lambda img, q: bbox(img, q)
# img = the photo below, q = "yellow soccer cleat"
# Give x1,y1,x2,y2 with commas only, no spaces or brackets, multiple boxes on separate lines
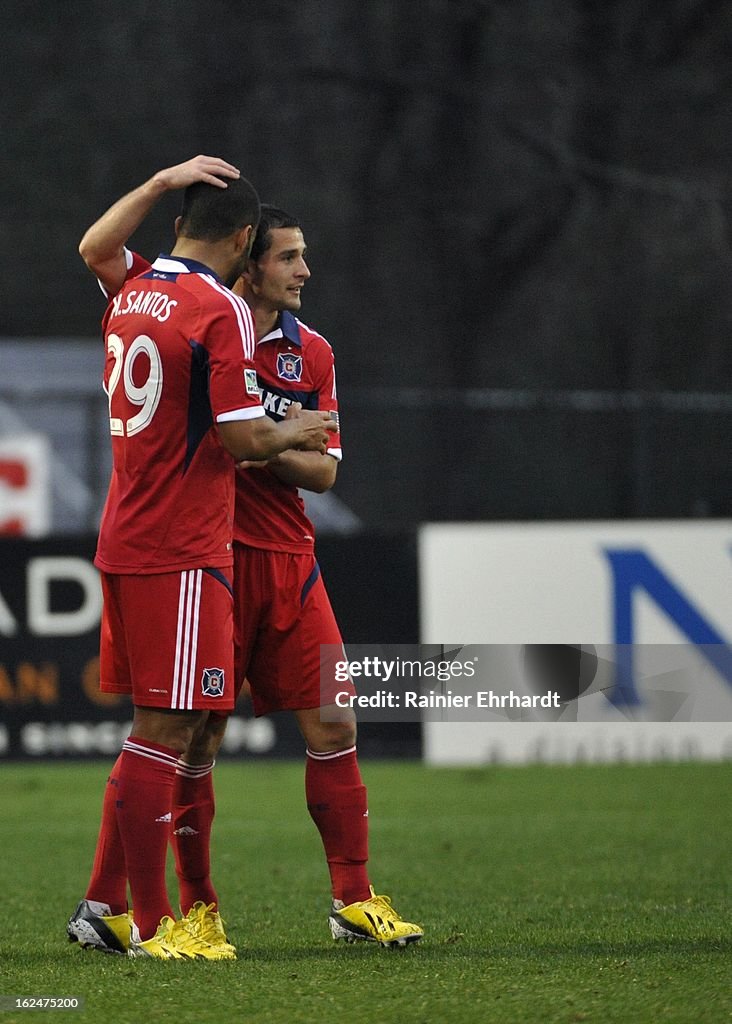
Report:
181,901,237,959
128,915,231,960
128,917,187,959
329,887,424,948
67,899,134,955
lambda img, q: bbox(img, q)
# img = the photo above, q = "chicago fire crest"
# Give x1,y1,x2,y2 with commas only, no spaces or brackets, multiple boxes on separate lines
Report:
277,352,303,382
201,667,225,698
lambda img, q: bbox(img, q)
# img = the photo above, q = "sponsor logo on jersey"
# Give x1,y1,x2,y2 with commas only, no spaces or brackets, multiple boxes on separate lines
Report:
277,352,303,382
244,369,261,396
201,667,225,697
262,388,294,418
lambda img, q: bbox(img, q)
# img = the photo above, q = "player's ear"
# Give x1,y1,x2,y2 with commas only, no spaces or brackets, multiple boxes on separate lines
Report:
235,223,254,256
174,215,183,238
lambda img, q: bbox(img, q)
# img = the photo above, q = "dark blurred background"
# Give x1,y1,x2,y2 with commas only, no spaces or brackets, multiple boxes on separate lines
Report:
2,0,731,528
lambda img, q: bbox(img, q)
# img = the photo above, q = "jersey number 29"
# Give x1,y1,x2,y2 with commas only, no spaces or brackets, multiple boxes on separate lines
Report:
106,333,163,437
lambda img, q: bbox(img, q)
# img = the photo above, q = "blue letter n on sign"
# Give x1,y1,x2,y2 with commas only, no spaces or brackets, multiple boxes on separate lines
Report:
603,548,732,705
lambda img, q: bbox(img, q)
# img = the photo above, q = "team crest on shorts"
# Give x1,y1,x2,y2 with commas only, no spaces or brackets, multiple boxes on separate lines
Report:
201,667,225,698
277,352,303,382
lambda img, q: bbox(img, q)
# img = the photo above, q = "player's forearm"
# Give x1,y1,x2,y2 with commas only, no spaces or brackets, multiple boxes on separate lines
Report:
78,176,167,269
252,417,334,461
267,450,338,493
217,411,334,463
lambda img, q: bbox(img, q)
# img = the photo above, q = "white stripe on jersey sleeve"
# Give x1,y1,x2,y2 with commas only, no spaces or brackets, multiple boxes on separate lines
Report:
327,447,343,461
200,276,257,360
216,406,266,423
294,317,332,349
97,247,136,299
293,317,338,401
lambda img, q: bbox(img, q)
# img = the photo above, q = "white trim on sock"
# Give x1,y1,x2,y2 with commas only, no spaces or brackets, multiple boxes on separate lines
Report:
306,745,357,761
175,758,215,778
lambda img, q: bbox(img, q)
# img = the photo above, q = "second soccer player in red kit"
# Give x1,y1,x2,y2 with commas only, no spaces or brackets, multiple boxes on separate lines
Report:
67,165,336,960
223,207,423,947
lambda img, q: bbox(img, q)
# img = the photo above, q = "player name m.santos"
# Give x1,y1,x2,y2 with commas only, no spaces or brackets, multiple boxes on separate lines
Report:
110,288,177,323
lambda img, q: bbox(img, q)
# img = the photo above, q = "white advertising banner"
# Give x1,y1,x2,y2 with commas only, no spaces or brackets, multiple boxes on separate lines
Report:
0,434,51,537
419,522,732,764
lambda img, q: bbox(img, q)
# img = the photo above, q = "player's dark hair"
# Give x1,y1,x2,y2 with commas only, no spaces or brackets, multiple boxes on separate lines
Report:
178,176,261,242
249,204,301,262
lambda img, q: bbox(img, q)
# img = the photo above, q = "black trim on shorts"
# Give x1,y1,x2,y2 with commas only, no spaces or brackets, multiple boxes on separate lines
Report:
300,561,321,607
204,567,233,596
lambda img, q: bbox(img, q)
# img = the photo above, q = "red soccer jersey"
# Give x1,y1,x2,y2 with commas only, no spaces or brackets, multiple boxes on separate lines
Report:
95,254,264,574
232,311,342,553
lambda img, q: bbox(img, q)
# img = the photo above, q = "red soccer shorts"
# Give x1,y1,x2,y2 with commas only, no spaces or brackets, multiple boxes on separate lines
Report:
99,568,235,711
232,544,354,716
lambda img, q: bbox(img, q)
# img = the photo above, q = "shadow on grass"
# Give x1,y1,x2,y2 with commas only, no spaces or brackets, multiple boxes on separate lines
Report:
451,936,732,960
9,933,731,970
235,934,732,962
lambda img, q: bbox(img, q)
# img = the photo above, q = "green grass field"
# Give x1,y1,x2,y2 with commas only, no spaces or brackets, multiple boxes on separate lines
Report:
2,759,731,1024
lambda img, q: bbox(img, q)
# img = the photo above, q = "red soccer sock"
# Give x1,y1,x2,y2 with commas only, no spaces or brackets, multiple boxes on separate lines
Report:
171,759,218,915
85,753,128,915
305,746,371,905
115,736,178,940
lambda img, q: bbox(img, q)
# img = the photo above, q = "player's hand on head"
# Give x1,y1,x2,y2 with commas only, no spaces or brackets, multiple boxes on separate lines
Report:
154,155,241,191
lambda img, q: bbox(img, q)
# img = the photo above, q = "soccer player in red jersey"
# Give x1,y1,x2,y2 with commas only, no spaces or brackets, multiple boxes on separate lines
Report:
76,158,423,948
222,208,422,945
67,162,336,960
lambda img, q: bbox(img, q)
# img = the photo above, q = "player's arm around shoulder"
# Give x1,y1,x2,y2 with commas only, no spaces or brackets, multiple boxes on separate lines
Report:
246,329,341,492
218,412,337,465
205,298,337,463
265,448,339,493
